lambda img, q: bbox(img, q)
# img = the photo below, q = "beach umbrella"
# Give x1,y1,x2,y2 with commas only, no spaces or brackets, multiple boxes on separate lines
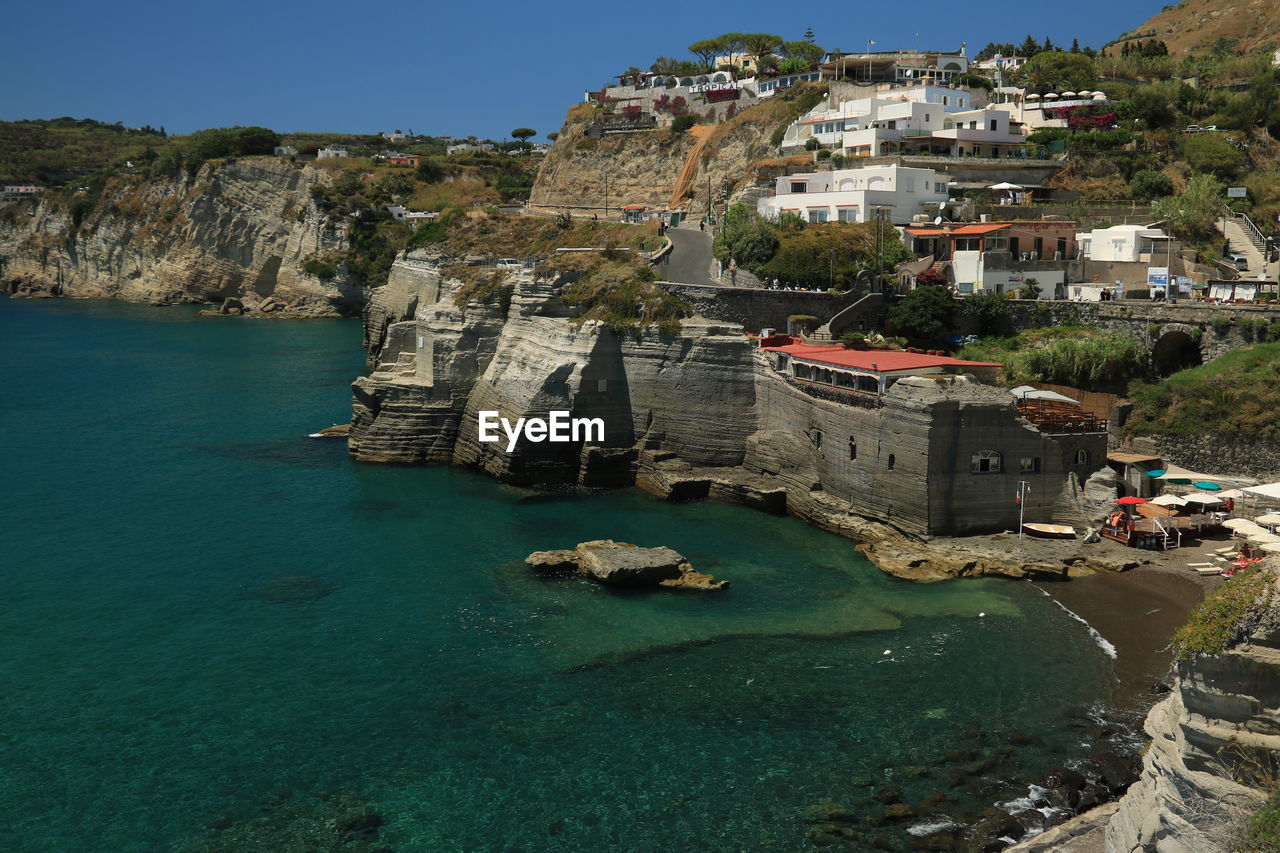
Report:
1218,489,1246,499
1255,513,1280,526
1193,482,1222,491
1249,532,1280,544
1151,494,1188,506
1115,496,1147,505
1234,525,1267,538
1262,542,1280,554
1145,469,1167,477
1224,518,1259,529
1184,493,1223,505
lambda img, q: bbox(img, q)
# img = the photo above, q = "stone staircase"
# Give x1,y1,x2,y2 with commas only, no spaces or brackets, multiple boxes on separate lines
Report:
1218,211,1267,274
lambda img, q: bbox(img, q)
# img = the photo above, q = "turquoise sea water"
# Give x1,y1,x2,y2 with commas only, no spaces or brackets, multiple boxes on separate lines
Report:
0,297,1119,851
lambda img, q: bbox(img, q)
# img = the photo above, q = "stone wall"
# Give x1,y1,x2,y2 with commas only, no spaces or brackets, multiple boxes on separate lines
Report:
656,282,857,333
1122,434,1280,483
1005,300,1280,360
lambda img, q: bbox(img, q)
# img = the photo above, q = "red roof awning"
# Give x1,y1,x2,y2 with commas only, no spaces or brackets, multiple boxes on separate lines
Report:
762,343,1001,372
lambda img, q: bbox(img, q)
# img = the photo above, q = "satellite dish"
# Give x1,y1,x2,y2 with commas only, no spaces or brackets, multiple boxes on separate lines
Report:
934,216,943,224
938,201,947,208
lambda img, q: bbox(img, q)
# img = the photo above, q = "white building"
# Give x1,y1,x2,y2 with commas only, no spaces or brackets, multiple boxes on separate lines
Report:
317,147,349,159
781,84,1025,157
1,184,44,197
988,89,1111,129
446,142,496,155
273,145,298,157
1077,224,1171,263
972,55,1028,72
757,164,950,225
382,130,407,142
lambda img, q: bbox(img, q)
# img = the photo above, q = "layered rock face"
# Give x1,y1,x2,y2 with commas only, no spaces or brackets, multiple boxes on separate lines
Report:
348,253,757,483
1105,573,1280,853
1,158,360,315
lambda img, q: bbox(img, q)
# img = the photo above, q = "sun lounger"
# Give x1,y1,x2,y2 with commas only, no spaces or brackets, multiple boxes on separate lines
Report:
1186,562,1214,569
1195,566,1225,575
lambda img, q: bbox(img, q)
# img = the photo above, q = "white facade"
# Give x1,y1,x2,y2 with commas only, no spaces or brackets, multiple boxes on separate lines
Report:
274,145,298,157
1078,225,1170,263
316,147,349,159
972,55,1027,72
785,85,976,149
989,89,1111,129
757,164,950,225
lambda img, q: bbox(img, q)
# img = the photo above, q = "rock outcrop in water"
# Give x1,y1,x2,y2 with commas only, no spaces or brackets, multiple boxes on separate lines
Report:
1102,565,1280,853
526,540,728,590
0,158,361,316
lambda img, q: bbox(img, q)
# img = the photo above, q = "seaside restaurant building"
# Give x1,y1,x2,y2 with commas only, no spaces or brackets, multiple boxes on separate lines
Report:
761,342,1001,395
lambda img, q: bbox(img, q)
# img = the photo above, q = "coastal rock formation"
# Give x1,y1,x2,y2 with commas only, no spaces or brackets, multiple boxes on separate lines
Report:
0,158,360,315
1104,567,1280,853
860,535,1146,582
525,540,728,590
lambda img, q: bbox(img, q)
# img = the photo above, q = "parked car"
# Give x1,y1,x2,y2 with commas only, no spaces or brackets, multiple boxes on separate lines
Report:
1185,124,1202,133
495,258,521,270
1226,252,1250,270
1203,125,1219,132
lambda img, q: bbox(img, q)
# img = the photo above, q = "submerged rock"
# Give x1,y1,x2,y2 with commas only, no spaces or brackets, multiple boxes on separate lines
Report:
524,540,728,590
259,575,337,604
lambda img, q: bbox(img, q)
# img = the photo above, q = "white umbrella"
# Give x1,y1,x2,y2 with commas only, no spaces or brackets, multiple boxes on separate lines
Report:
1185,493,1224,504
1151,494,1188,506
1249,532,1280,544
1061,91,1077,98
1217,489,1246,499
1262,542,1280,554
1255,513,1280,525
1234,525,1267,538
1224,518,1259,529
989,181,1024,191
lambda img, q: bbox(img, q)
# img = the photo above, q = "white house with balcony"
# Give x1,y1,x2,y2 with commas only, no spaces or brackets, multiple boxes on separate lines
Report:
841,104,1024,158
757,164,951,225
317,147,349,159
783,85,978,150
1077,224,1172,262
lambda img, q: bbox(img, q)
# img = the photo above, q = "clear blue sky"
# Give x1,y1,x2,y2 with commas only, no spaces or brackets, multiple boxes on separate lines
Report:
1,0,1161,141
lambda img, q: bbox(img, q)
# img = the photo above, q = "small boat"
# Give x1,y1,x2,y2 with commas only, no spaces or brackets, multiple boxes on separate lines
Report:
1022,523,1077,539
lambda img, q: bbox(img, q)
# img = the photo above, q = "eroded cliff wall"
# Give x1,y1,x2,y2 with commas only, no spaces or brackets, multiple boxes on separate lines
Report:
1106,569,1280,853
1,158,361,315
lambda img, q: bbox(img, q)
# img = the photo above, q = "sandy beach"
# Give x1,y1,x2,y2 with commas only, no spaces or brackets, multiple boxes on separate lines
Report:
1035,532,1234,714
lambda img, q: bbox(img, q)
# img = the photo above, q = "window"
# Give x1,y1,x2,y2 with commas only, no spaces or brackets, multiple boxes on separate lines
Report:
837,207,859,222
813,429,823,449
597,379,608,392
790,182,807,193
971,450,1001,473
849,438,857,460
1009,237,1019,257
1057,237,1067,258
990,119,998,131
1019,456,1041,473
888,453,895,470
1075,449,1091,465
1034,237,1043,258
807,209,828,223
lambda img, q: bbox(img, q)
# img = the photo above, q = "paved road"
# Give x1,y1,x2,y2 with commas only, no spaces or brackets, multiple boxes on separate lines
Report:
662,227,716,285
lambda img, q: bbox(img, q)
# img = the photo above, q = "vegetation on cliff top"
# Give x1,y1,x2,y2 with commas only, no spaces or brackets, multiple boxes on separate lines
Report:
1172,564,1276,660
958,327,1149,390
1241,785,1280,853
1125,341,1280,443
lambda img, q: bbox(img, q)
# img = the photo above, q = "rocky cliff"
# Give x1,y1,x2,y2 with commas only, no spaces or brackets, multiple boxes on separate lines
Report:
529,93,805,215
1,157,361,316
349,252,757,484
1104,565,1280,853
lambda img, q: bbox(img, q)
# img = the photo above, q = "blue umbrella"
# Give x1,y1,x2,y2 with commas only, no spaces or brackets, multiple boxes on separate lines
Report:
1193,481,1221,491
1145,469,1167,477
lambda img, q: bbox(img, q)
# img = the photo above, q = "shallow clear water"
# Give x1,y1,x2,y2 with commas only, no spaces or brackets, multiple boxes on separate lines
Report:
0,297,1118,851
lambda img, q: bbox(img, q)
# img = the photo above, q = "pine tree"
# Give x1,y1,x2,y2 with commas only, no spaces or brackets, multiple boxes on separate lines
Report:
1019,34,1041,56
804,26,815,42
1042,36,1055,53
1071,38,1080,53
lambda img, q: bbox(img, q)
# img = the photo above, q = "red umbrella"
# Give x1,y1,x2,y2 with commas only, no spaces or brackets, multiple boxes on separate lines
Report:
1115,496,1148,505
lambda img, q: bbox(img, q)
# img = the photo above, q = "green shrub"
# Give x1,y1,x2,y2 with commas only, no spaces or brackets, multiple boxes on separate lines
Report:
840,331,866,346
1172,565,1275,660
1023,333,1148,388
1240,787,1280,852
1129,169,1174,199
1211,315,1232,334
303,259,337,279
670,115,696,134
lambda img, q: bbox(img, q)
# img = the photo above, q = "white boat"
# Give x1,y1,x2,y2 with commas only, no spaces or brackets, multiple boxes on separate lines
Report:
1022,523,1077,539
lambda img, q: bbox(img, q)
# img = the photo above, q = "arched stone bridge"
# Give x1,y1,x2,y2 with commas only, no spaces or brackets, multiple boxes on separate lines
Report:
1004,300,1280,375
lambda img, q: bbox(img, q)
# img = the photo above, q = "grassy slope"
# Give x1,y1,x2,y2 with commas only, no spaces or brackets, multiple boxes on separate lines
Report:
0,121,170,186
1125,341,1280,442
